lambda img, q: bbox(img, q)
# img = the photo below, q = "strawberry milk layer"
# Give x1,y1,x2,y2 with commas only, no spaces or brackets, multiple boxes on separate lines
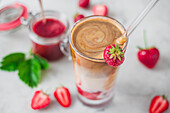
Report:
74,62,117,99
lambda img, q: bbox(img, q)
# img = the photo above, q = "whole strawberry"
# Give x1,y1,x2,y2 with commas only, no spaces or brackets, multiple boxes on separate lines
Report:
31,90,50,110
74,14,85,23
103,44,125,67
137,31,159,69
79,0,89,8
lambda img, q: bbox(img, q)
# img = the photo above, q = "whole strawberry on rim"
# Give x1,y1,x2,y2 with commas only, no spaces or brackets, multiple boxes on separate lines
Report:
103,44,125,67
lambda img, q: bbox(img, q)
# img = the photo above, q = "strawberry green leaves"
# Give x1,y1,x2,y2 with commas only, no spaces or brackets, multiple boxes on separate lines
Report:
108,45,124,61
18,59,41,88
0,53,25,71
0,52,49,88
33,54,49,70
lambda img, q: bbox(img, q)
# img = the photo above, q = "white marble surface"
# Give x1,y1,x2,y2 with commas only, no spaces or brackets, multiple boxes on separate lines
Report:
0,0,170,113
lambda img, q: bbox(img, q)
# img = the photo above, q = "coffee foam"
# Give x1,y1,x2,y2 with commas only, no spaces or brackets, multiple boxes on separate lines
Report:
71,17,124,59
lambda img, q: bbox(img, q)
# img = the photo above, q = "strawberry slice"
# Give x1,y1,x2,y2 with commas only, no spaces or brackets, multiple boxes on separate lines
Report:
31,90,50,110
54,86,71,107
74,13,85,23
149,95,169,113
103,44,125,67
79,0,89,8
92,5,108,16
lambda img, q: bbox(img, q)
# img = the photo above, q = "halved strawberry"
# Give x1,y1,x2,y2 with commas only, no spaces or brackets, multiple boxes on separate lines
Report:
31,90,50,110
149,95,169,113
103,44,125,67
74,13,85,23
92,5,108,16
54,86,71,107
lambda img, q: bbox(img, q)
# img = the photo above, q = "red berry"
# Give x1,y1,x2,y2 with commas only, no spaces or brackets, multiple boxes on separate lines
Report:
137,31,160,69
79,0,89,8
31,90,50,110
149,95,169,113
103,44,125,67
92,5,108,16
137,47,159,69
74,14,85,23
54,86,71,107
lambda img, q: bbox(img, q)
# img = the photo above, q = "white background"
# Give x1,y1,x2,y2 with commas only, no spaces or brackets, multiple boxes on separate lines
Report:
0,0,170,113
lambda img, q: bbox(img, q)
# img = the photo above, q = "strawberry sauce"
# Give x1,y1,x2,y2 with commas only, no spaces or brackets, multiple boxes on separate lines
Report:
33,18,65,38
77,85,102,100
32,18,66,61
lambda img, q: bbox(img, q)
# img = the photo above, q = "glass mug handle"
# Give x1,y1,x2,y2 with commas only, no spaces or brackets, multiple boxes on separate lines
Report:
60,36,72,60
20,12,35,26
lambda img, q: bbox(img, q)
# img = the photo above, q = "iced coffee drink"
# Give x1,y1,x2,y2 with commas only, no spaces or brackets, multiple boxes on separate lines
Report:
69,16,126,106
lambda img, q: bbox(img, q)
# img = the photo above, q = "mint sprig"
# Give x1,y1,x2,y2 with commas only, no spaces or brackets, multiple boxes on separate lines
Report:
0,52,49,88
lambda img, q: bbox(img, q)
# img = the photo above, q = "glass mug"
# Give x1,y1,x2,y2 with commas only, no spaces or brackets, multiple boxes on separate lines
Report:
61,15,127,106
29,10,69,61
0,3,69,60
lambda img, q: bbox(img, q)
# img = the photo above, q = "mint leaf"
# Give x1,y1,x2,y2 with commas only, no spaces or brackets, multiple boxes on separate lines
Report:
18,59,41,88
33,54,49,70
0,53,25,71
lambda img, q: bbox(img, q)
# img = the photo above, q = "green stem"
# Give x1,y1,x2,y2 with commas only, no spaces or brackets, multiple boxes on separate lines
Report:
58,82,64,88
137,46,143,50
143,30,148,49
29,48,33,56
162,94,168,100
